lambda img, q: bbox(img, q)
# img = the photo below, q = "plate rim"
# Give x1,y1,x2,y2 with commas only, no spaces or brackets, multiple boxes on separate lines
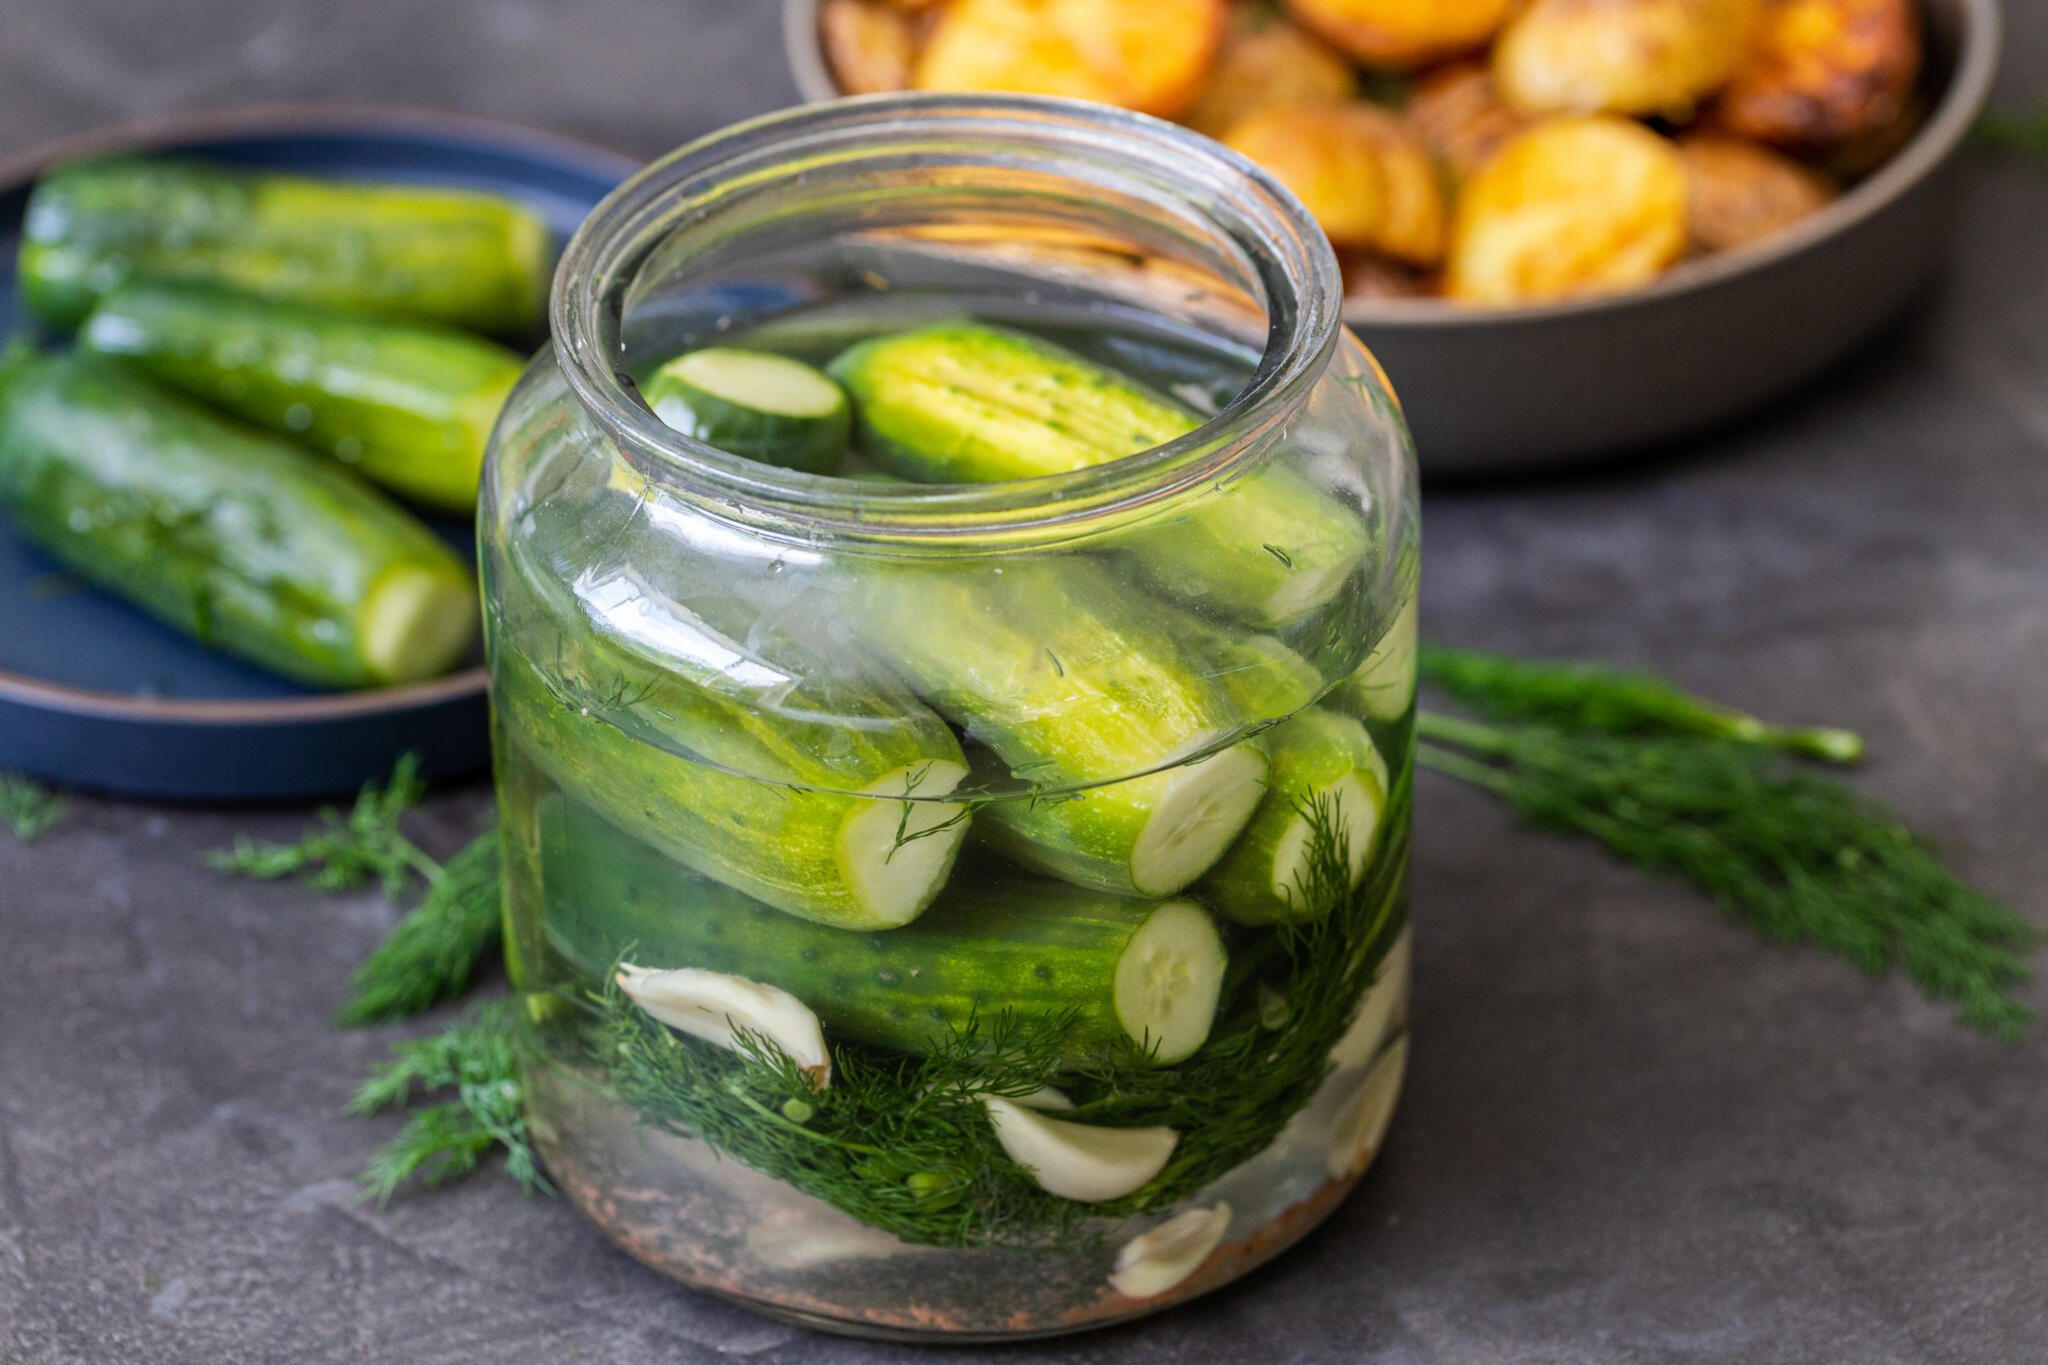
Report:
0,102,637,728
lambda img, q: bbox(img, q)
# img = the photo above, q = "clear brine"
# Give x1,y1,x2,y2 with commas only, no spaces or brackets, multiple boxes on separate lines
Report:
488,299,1416,1331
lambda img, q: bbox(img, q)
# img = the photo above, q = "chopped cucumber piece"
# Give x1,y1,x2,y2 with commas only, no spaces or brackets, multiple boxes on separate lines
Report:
646,347,850,474
1114,900,1231,1064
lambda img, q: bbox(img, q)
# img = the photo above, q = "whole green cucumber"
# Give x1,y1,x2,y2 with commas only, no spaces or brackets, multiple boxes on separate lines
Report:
538,798,1229,1064
20,157,550,335
0,352,476,688
490,599,972,931
858,558,1268,899
81,284,522,512
829,322,1369,628
1203,709,1390,925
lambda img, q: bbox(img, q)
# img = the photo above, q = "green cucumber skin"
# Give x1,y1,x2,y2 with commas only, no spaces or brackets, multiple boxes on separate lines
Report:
860,559,1261,895
1205,709,1389,926
645,354,850,475
0,352,475,688
1169,613,1324,725
539,798,1206,1059
829,323,1368,627
80,284,522,512
21,158,549,335
490,609,971,930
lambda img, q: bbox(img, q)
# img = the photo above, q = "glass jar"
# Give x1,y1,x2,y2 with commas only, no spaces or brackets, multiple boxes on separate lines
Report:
482,94,1419,1340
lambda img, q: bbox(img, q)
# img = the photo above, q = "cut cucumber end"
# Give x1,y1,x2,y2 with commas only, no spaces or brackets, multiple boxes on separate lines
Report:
1129,743,1268,897
648,348,851,474
838,760,972,928
1353,597,1419,722
983,1097,1179,1203
357,566,477,685
1269,773,1385,900
1114,900,1227,1064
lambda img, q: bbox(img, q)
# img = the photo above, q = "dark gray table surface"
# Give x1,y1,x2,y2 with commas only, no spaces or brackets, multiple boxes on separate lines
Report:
4,4,2046,1362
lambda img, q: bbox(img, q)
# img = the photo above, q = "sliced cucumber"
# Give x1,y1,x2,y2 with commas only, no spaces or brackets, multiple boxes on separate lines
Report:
1349,597,1418,723
1113,899,1232,1064
1109,1203,1233,1299
1205,710,1390,925
645,347,850,474
616,963,832,1088
982,1097,1179,1202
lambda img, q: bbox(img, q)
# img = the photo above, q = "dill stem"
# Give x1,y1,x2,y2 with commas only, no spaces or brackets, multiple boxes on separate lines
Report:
1415,740,1511,793
1414,710,1514,755
1721,715,1866,765
728,1088,883,1155
401,841,445,883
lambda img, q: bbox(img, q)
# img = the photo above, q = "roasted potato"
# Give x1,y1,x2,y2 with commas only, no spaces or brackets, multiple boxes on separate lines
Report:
914,0,1227,120
1446,116,1689,304
1717,0,1921,150
1493,0,1760,119
1339,250,1437,300
1677,132,1834,252
1181,8,1358,139
1284,0,1517,68
1225,103,1447,265
1406,62,1528,180
822,0,917,95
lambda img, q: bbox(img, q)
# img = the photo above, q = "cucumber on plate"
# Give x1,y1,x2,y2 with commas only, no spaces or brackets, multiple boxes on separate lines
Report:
491,582,972,931
830,322,1369,629
81,283,523,512
541,799,1228,1064
0,351,476,689
20,157,550,335
858,558,1268,898
644,347,850,474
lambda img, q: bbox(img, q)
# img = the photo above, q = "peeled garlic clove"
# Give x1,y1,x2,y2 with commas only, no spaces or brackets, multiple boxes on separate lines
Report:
616,963,832,1089
1329,927,1412,1071
1109,1202,1233,1299
1327,1035,1408,1179
1011,1084,1075,1112
983,1097,1178,1202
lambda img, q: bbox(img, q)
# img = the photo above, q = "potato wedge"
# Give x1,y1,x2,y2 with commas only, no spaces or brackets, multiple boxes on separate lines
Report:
914,0,1227,120
1493,0,1761,119
1407,62,1528,181
1182,9,1358,138
821,0,917,95
1678,132,1835,252
1717,0,1921,151
1446,116,1688,305
1225,103,1447,265
1285,0,1516,68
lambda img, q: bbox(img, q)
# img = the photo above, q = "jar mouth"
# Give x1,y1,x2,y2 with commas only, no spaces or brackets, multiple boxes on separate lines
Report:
550,93,1343,547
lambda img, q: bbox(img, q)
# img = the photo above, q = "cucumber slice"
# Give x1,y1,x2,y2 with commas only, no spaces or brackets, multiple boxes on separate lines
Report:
646,347,850,474
357,565,482,685
1327,1034,1407,1179
1114,899,1231,1064
1205,711,1390,925
1349,597,1418,723
1109,1203,1233,1299
982,1097,1180,1202
616,963,832,1089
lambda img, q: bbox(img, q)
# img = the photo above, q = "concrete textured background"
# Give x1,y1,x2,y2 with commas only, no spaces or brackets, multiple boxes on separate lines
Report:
3,3,2047,1362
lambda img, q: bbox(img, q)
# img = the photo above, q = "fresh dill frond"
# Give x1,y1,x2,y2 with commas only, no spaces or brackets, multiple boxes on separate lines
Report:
0,772,66,842
1416,713,2037,1039
206,753,437,897
349,999,548,1201
1974,106,2048,159
338,831,503,1027
1419,645,1864,762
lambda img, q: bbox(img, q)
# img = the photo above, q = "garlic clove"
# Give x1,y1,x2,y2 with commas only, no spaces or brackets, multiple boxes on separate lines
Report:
1328,928,1412,1071
1109,1202,1233,1299
616,963,832,1089
982,1097,1178,1202
1327,1034,1408,1179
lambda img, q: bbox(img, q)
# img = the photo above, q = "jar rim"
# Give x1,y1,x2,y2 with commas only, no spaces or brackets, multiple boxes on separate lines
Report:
549,93,1345,546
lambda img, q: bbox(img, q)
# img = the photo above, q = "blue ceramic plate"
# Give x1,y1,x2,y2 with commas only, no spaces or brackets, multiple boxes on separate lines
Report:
0,106,638,801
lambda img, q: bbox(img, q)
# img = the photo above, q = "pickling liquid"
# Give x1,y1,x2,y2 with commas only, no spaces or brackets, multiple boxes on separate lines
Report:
486,303,1415,1337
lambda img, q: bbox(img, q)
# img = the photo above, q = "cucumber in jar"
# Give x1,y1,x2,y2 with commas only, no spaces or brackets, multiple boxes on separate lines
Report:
643,347,851,474
858,558,1268,898
0,350,476,688
540,800,1229,1064
79,283,523,512
1203,709,1390,926
829,322,1368,628
492,599,973,931
19,157,550,335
